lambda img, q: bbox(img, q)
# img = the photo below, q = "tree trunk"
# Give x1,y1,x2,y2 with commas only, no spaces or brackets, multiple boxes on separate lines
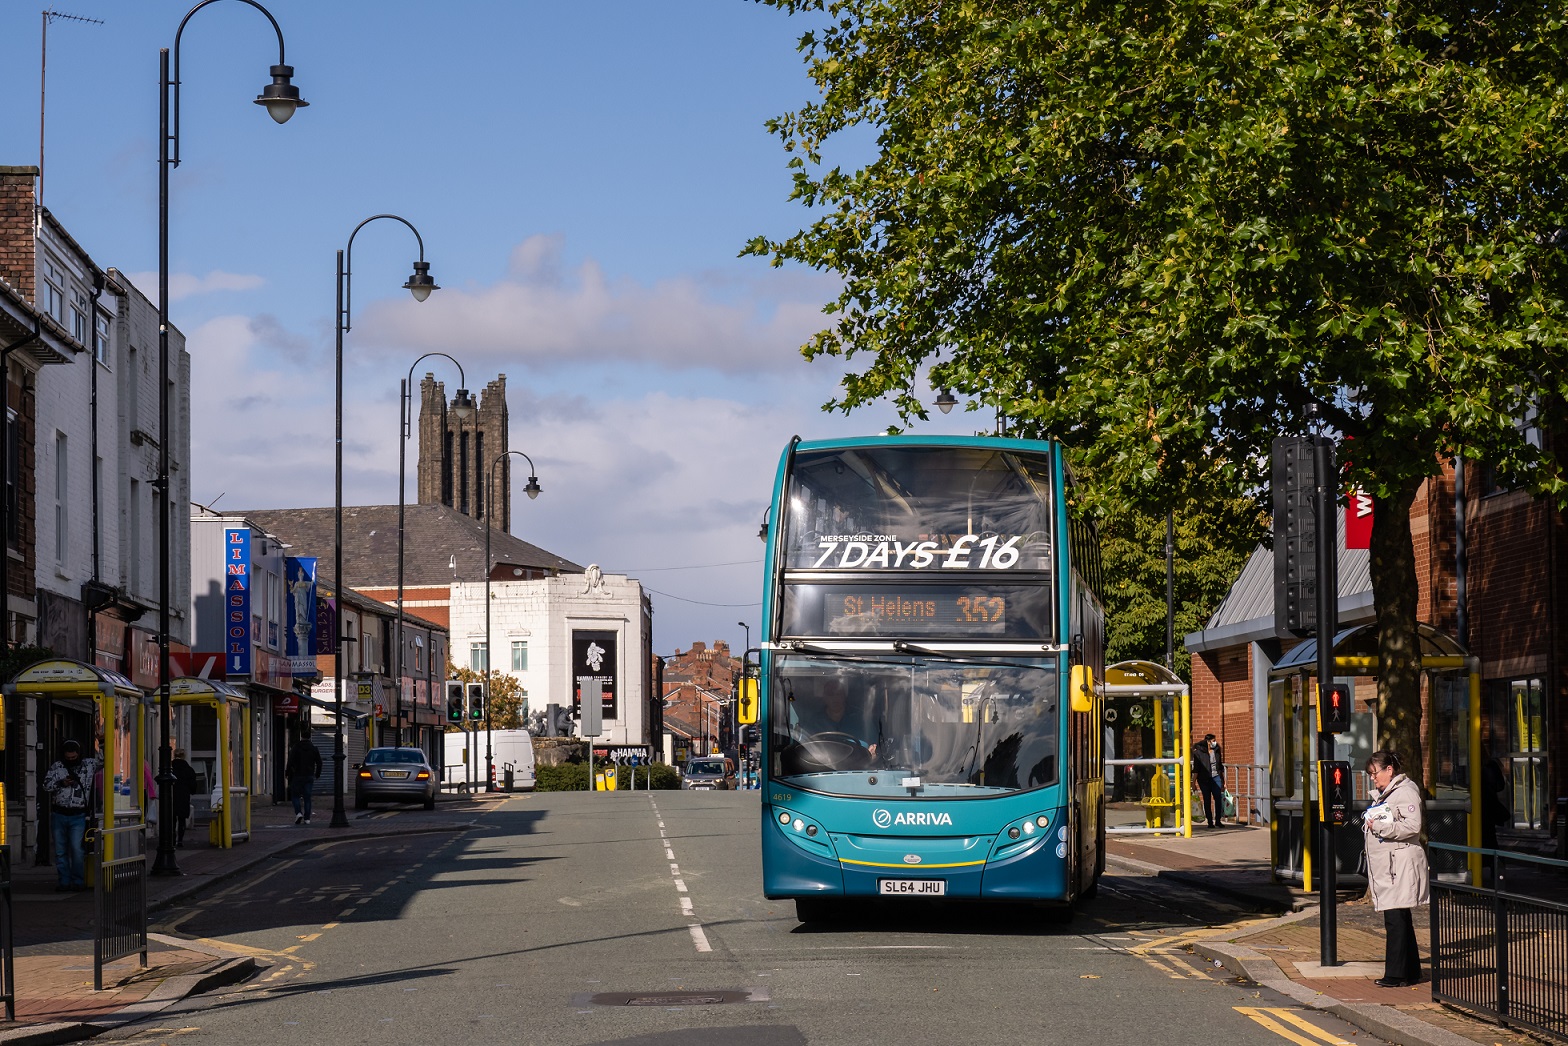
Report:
1369,478,1424,790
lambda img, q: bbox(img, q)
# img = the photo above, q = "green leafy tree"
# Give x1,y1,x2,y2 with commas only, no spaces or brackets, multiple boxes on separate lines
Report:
1100,497,1265,680
750,0,1568,785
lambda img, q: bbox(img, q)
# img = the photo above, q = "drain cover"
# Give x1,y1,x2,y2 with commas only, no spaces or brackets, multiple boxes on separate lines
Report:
583,989,759,1007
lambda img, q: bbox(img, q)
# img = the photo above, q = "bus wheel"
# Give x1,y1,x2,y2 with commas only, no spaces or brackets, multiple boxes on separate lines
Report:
795,897,837,923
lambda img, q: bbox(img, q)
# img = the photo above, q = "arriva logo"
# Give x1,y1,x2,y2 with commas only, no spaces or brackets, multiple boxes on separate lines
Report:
871,809,952,829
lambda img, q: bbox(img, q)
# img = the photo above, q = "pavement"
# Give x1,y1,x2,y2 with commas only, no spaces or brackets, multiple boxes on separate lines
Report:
0,788,503,1046
1106,819,1538,1046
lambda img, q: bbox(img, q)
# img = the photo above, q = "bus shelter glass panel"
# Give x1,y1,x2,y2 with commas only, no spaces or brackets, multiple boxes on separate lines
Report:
769,653,1059,799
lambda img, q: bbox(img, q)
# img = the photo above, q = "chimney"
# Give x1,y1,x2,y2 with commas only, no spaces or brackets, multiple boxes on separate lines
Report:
0,167,39,302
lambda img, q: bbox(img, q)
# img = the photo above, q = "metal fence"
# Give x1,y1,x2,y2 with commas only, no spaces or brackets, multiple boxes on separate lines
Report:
1430,842,1568,1043
94,824,148,991
0,844,13,1021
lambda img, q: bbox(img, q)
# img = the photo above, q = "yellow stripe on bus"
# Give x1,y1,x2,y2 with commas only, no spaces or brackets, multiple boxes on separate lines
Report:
837,858,988,869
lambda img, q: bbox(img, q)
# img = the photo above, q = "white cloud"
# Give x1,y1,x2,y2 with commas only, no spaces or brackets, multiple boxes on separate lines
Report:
124,270,266,306
353,234,836,375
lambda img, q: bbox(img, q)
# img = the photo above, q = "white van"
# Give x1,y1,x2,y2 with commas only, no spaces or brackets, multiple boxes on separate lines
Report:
442,729,536,792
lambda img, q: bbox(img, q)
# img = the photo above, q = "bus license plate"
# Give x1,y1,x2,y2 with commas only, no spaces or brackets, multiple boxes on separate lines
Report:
879,879,946,896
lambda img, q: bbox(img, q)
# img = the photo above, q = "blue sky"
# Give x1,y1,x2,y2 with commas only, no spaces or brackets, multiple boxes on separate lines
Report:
4,1,980,652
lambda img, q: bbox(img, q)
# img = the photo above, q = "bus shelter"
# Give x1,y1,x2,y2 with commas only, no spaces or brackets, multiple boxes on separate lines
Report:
167,677,252,848
1103,660,1193,837
1268,623,1481,888
3,659,148,867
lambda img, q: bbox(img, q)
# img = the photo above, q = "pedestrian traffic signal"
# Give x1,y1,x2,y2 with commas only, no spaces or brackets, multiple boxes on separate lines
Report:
1317,682,1352,734
468,682,486,722
445,681,465,723
1319,760,1353,827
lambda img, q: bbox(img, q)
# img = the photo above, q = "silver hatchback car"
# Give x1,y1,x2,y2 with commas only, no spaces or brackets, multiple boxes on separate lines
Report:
355,747,438,810
682,756,736,790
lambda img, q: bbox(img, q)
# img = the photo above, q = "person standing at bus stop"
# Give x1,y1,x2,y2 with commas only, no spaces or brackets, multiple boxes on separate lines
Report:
43,739,99,891
1363,749,1429,987
287,732,323,825
1191,733,1225,827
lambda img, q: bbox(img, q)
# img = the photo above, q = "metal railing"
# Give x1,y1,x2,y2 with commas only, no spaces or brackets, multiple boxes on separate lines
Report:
1221,764,1268,825
94,824,148,991
1430,842,1568,1043
0,844,13,1021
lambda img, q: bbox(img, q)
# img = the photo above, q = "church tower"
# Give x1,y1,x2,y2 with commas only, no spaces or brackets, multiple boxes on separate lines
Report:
416,374,510,530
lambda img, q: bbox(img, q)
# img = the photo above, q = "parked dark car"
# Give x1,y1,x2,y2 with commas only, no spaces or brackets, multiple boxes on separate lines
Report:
355,747,438,810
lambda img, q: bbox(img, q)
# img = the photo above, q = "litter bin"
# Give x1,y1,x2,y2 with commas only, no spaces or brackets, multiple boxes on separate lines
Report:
503,763,515,792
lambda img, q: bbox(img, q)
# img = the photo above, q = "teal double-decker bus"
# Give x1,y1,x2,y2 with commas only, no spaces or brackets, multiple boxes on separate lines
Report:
755,436,1106,921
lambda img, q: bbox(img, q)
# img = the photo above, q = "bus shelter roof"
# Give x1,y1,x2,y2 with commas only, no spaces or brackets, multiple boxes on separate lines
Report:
2,658,141,699
1104,659,1188,695
1271,622,1465,675
168,676,250,704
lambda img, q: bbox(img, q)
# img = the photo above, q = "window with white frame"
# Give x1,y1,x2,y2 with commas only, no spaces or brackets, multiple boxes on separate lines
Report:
470,641,488,672
42,257,66,323
94,310,111,365
511,640,527,672
71,289,88,344
413,634,425,674
54,432,68,565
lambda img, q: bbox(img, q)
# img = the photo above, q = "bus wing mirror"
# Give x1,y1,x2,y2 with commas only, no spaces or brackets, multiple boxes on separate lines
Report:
737,679,758,725
1069,665,1094,713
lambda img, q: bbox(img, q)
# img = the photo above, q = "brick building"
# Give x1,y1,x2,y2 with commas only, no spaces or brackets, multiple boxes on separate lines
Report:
659,641,740,762
1186,455,1567,853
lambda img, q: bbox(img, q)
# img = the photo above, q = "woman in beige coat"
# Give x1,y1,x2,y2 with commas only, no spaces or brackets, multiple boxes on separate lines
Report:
1363,749,1429,987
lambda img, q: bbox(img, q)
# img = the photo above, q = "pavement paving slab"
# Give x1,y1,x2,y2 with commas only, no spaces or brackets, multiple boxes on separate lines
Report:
0,790,502,1045
1106,823,1542,1046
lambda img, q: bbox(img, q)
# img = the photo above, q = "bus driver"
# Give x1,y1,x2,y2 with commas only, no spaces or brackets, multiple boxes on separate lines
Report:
783,674,882,771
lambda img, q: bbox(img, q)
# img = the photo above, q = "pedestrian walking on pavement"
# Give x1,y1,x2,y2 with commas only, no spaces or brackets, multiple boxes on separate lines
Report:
287,733,323,825
1363,749,1429,987
170,749,199,847
1192,733,1225,827
42,739,99,891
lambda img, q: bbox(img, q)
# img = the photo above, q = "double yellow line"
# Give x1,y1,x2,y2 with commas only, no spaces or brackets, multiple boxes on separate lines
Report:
1234,1007,1352,1046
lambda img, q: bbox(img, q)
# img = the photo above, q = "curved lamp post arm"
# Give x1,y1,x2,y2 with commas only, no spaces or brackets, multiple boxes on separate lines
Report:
403,352,470,438
340,214,435,333
170,0,301,168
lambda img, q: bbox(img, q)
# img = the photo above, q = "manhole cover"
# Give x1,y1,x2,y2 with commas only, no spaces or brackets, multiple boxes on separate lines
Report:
583,989,760,1007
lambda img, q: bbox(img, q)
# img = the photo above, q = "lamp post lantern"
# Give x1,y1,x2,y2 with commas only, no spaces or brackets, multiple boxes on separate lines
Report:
395,356,472,748
333,214,438,827
154,0,305,876
484,450,541,791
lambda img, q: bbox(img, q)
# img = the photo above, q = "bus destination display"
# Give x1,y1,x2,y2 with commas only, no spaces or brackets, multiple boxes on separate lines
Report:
781,583,1051,640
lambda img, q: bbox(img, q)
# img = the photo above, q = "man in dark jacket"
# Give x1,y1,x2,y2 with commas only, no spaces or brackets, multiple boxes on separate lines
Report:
1191,733,1225,828
170,749,200,847
286,734,323,825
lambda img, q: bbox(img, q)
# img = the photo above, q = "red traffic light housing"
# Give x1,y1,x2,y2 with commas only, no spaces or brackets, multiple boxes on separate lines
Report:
1317,682,1352,734
1318,760,1353,827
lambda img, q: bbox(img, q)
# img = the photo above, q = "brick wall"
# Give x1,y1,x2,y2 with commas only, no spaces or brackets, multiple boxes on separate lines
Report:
0,167,38,300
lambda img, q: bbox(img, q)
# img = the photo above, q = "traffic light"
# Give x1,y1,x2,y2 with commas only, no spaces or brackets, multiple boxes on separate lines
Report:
1272,436,1319,636
445,681,465,723
468,682,486,722
1319,760,1353,827
1317,682,1352,734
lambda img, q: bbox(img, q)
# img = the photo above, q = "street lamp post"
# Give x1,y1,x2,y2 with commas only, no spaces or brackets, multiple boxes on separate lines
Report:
333,214,439,828
736,620,749,761
484,451,541,790
395,356,473,748
154,0,306,876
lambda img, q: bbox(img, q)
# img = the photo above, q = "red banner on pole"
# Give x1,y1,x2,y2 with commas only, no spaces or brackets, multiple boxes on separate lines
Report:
1345,489,1373,550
